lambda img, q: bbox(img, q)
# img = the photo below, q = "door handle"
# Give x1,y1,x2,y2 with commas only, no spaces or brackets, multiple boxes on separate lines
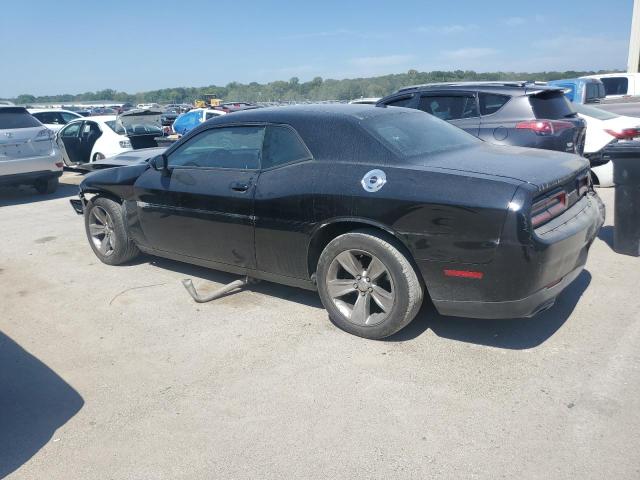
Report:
230,181,250,192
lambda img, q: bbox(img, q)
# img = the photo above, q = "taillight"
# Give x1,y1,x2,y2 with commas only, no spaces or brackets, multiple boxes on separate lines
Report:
577,174,590,197
531,190,568,227
604,128,640,139
516,119,574,136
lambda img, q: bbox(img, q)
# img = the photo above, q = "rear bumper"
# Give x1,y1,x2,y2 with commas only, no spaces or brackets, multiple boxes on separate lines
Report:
0,169,62,187
433,266,583,318
421,192,605,319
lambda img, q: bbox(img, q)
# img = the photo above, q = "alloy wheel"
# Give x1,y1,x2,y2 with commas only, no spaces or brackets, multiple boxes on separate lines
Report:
89,206,116,256
326,249,395,326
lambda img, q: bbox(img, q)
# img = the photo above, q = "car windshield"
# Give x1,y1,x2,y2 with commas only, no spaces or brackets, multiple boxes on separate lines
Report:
361,110,479,157
573,104,619,120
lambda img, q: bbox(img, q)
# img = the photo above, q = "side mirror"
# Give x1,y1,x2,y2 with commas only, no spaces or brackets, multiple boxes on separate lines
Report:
150,154,169,173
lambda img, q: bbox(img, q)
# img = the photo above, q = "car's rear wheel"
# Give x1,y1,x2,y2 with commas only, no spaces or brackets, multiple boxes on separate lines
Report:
92,152,105,162
316,229,423,339
84,197,139,265
34,176,59,194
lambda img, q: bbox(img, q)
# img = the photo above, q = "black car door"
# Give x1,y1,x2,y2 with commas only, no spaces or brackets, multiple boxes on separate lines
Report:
253,124,315,279
417,92,480,136
57,121,83,163
132,124,264,268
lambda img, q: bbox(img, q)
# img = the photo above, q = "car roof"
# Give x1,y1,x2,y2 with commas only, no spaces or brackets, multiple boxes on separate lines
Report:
28,108,81,114
548,77,603,84
391,81,563,96
205,103,406,125
581,72,634,79
68,115,117,124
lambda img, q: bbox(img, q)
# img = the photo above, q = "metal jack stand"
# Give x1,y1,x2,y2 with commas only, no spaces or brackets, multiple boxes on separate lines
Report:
181,276,259,303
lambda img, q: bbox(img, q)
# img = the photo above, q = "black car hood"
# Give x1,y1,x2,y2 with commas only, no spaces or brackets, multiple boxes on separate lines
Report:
417,144,589,190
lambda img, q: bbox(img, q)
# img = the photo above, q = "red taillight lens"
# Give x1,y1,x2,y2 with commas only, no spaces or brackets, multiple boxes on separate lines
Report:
443,269,484,279
516,119,574,136
605,128,640,139
531,190,568,227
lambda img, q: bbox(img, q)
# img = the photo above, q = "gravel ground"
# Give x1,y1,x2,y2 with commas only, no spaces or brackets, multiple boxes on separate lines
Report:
1,174,639,479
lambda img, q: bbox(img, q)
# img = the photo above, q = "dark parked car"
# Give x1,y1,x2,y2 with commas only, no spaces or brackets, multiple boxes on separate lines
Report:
71,105,604,339
377,81,587,155
161,108,180,126
213,102,261,113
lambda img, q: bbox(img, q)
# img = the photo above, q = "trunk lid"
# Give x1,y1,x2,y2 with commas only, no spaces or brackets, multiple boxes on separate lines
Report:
116,109,163,149
0,126,53,159
418,143,590,191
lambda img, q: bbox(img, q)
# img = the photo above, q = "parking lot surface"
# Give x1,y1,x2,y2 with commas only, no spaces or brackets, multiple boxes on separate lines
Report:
1,173,639,479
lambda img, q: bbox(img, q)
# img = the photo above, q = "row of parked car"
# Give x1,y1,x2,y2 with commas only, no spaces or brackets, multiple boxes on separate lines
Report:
2,73,639,195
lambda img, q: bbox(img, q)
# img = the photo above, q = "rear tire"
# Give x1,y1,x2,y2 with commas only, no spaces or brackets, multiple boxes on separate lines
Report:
84,197,140,265
34,176,59,194
316,229,423,339
92,152,105,162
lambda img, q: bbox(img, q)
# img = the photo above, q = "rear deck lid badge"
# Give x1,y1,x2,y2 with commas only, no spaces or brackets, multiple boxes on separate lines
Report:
361,169,386,192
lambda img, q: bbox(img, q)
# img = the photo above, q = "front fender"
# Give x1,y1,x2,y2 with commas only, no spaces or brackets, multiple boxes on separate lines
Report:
79,163,148,200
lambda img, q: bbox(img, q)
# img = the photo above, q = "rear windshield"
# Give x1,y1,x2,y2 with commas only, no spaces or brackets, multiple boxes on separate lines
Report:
601,77,628,96
105,120,126,134
529,92,576,119
573,104,619,120
362,110,479,157
0,108,42,129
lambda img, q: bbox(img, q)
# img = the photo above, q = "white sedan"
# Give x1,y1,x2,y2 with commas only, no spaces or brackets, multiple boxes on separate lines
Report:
575,104,640,187
56,110,164,165
28,109,83,132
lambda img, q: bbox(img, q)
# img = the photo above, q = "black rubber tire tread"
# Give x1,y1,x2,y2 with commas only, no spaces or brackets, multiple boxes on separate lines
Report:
316,228,423,339
84,196,140,265
34,176,59,194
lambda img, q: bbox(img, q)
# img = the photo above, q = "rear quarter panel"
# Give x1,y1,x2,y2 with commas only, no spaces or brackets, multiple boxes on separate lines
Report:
311,162,519,264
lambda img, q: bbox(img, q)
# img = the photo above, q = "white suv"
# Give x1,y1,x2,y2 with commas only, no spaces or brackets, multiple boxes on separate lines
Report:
0,107,64,194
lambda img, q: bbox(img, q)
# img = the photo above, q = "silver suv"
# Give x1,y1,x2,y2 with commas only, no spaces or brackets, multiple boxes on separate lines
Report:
0,107,63,194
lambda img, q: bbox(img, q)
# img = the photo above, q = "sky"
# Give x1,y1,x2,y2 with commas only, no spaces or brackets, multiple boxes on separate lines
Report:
0,0,634,97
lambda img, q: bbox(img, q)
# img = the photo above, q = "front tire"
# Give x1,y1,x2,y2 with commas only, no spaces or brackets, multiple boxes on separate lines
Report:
316,229,423,339
84,197,140,265
92,152,105,162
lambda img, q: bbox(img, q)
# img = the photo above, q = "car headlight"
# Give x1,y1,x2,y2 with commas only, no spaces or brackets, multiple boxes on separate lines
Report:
119,139,132,148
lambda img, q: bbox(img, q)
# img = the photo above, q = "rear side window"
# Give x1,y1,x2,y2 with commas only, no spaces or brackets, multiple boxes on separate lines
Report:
262,125,311,169
384,95,414,108
529,92,575,119
478,93,510,115
0,108,42,129
601,77,629,96
418,95,478,120
585,83,602,102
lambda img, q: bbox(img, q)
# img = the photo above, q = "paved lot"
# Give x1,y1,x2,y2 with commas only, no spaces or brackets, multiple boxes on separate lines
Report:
1,173,639,479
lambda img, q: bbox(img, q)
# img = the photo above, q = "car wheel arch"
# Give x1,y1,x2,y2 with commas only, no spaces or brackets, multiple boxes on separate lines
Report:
83,190,124,207
306,219,424,287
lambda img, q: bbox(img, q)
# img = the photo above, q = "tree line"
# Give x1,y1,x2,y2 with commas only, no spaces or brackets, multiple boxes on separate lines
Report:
5,69,616,105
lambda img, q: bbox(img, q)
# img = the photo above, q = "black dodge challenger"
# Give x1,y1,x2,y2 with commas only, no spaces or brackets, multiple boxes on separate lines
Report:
72,104,605,339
